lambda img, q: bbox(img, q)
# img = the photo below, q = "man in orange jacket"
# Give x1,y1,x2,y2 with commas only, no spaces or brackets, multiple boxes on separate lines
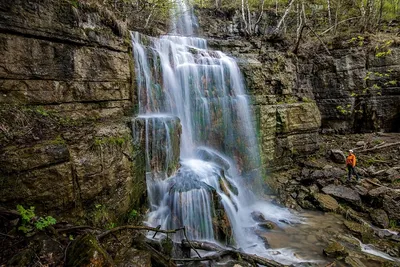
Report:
346,150,360,182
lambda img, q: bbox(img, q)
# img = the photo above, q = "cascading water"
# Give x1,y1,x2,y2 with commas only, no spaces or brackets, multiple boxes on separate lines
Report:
131,0,302,263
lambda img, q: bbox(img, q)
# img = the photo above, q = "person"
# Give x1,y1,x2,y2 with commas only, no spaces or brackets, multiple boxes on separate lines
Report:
346,150,360,182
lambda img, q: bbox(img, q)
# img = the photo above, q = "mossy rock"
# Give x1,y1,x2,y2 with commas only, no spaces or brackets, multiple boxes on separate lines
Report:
323,241,348,259
343,221,374,243
8,249,35,266
66,234,114,267
314,193,339,212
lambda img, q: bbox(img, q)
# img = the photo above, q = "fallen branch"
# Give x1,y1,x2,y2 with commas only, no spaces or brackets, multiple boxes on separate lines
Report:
182,240,224,251
97,225,202,258
0,207,20,219
56,225,99,234
97,225,185,240
355,142,400,153
180,240,286,267
364,178,383,187
0,232,15,239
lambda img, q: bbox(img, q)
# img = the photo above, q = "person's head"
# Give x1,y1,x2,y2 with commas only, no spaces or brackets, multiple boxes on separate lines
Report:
349,149,353,155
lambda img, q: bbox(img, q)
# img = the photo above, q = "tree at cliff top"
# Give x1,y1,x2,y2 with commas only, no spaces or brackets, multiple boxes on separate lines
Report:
194,0,400,36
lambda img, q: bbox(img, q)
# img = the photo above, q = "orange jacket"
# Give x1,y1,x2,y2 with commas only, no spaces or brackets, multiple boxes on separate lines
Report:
346,154,356,167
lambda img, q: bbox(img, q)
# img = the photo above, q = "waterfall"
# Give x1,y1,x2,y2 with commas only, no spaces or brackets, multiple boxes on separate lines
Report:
131,0,300,262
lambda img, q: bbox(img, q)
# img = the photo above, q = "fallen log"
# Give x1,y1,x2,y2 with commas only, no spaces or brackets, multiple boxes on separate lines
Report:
356,142,400,153
97,225,185,240
180,240,286,267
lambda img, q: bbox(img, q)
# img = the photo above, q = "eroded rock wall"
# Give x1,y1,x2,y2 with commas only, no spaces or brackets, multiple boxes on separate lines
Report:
0,0,146,224
196,9,400,170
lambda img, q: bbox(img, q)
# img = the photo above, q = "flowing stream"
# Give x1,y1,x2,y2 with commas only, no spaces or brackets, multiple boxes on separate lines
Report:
131,0,305,264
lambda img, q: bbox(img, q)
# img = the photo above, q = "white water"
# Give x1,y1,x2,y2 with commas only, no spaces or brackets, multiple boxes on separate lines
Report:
131,0,305,264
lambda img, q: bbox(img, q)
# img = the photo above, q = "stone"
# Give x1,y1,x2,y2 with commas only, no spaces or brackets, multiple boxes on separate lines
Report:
251,211,266,222
368,186,391,197
328,149,346,164
354,185,368,196
66,234,114,267
356,141,366,147
114,248,151,267
195,147,231,170
133,116,181,177
258,221,277,230
383,167,400,182
383,190,400,220
370,209,389,229
322,185,361,203
344,256,367,267
314,193,339,212
323,241,348,258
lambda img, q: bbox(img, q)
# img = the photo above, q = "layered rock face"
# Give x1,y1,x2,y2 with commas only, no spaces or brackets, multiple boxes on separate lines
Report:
0,0,146,223
297,43,400,133
196,9,400,169
197,10,321,169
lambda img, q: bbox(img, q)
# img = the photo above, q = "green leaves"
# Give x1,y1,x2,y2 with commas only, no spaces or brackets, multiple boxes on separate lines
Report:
16,205,57,235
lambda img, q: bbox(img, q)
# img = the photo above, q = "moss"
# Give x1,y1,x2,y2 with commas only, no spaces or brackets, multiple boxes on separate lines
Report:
66,234,113,267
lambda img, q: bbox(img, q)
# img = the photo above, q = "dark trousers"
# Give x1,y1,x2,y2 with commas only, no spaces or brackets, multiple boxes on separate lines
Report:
347,165,359,180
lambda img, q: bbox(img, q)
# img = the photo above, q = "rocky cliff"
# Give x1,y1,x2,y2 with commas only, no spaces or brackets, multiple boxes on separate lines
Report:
196,9,400,170
0,0,147,225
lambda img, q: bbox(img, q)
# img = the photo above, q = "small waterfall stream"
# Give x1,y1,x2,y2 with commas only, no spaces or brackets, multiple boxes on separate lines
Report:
131,0,302,264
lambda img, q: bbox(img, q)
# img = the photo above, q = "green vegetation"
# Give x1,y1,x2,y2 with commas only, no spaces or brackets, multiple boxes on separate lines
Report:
16,205,57,236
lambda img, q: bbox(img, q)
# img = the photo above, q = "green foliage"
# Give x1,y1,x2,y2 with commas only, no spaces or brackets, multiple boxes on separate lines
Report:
16,205,57,235
389,219,398,229
349,36,364,46
69,0,79,8
35,216,57,230
336,105,351,115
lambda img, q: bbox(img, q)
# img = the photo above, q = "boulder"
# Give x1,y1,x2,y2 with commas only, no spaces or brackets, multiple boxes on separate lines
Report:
370,209,389,229
382,167,400,182
356,141,366,147
322,185,361,204
383,190,400,220
314,193,339,212
368,186,391,198
251,211,266,222
328,149,346,164
66,234,114,267
323,242,348,258
114,248,151,267
258,221,277,230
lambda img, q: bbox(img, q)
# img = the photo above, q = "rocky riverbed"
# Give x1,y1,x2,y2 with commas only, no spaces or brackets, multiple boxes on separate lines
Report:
264,132,400,266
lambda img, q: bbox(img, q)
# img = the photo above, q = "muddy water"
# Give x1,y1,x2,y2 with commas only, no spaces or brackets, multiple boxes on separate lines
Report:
259,211,346,264
257,210,399,266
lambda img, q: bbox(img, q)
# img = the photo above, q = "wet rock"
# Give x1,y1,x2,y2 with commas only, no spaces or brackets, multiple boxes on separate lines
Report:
314,193,339,212
343,221,374,243
134,116,181,176
344,256,367,267
258,220,277,230
195,147,231,170
323,241,348,258
251,211,266,222
322,185,361,204
370,209,389,229
327,149,346,164
66,234,114,267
